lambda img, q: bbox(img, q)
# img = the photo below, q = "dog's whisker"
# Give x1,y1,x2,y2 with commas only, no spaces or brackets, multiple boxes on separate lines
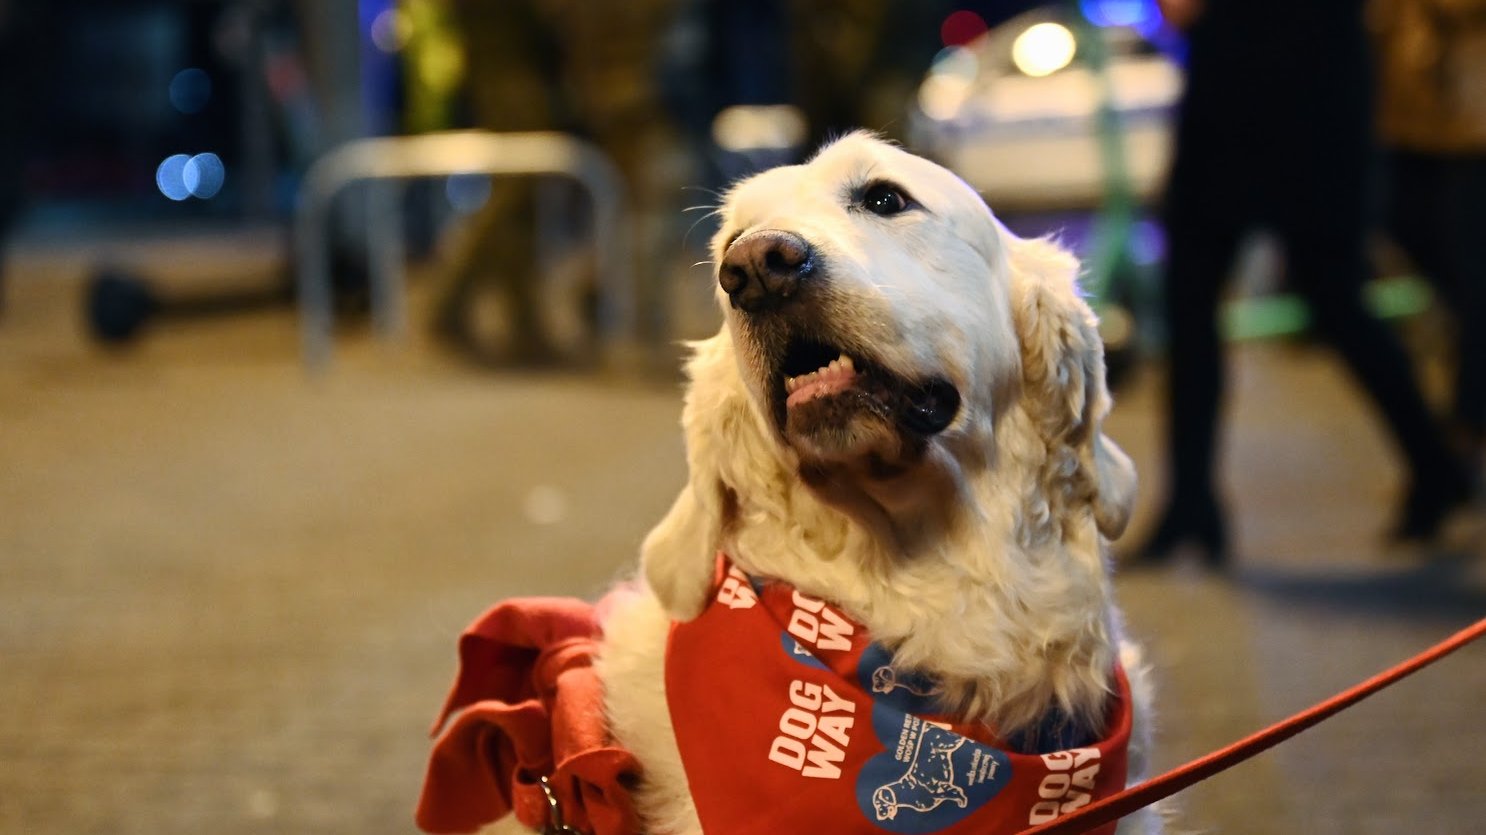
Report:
866,278,910,299
680,184,726,202
683,208,726,248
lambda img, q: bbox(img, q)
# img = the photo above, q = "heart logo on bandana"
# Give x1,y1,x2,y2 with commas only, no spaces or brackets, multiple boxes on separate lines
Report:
856,643,944,715
779,631,830,670
854,704,1014,833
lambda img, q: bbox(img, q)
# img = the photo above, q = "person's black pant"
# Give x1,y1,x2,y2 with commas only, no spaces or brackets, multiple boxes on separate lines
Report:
1384,149,1486,436
1161,204,1454,512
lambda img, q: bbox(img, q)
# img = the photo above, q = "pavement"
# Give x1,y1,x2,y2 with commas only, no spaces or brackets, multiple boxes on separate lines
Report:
1,241,1483,834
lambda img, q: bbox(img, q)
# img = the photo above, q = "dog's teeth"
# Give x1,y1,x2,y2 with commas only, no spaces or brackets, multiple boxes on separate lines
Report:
785,354,861,404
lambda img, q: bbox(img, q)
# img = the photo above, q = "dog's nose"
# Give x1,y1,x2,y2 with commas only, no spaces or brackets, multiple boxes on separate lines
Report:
718,230,815,313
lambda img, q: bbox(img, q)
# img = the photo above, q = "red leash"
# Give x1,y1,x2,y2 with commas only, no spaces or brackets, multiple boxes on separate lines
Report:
1022,616,1486,835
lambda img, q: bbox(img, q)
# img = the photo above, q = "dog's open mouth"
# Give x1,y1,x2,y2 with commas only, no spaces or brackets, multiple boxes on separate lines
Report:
774,336,961,442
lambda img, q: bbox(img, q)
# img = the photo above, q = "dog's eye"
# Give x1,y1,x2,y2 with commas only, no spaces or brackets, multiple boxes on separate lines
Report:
862,182,910,216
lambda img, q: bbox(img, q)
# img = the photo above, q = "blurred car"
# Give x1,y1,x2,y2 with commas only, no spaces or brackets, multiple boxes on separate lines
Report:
909,6,1181,213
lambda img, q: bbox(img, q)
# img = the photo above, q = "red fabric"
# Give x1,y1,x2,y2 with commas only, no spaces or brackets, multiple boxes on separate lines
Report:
666,558,1131,835
415,595,642,834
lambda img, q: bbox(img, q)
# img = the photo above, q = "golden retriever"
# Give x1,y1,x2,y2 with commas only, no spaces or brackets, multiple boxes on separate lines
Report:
590,133,1158,834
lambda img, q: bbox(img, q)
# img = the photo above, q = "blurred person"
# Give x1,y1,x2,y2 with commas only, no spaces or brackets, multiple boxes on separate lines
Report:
787,0,950,149
1373,0,1486,464
1131,0,1474,567
0,1,44,315
431,0,684,365
430,0,956,363
670,0,949,191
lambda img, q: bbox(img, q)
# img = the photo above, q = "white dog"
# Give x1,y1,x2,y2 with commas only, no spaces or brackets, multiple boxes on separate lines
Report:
444,133,1156,835
593,133,1157,834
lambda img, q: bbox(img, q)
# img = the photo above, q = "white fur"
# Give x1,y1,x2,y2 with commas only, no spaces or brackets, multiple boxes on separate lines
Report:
593,134,1158,834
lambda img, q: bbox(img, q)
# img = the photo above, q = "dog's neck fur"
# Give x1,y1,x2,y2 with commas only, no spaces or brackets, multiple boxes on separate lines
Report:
681,332,1118,742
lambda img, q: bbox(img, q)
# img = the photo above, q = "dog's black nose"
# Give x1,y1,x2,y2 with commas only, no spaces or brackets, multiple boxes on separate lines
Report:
719,230,815,313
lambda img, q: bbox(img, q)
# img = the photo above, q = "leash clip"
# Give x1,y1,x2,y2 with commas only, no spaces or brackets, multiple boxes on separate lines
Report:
538,775,584,835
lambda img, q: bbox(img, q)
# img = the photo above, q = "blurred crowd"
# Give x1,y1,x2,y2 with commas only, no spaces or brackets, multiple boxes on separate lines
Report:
418,0,956,361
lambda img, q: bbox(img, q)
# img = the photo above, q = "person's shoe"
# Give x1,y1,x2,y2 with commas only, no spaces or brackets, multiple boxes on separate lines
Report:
1448,422,1485,482
1389,465,1476,544
1123,499,1229,570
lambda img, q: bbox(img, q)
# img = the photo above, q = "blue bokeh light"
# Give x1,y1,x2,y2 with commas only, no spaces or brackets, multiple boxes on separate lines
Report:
1080,0,1163,35
446,173,492,214
156,154,192,201
169,68,212,114
183,153,225,199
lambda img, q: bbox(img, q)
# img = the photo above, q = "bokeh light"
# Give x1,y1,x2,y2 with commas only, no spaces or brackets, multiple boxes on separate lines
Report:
939,10,988,47
918,75,974,121
370,8,413,53
168,68,212,114
157,153,225,201
522,485,568,526
711,105,807,153
183,153,225,199
155,154,192,201
917,46,983,122
446,173,492,214
929,45,980,84
1130,218,1165,266
1080,0,1163,35
1011,22,1077,78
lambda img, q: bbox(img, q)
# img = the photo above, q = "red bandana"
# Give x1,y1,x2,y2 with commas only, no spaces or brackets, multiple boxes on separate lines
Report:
665,558,1131,834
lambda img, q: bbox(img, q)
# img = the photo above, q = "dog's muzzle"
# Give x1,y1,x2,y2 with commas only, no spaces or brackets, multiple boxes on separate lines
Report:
719,230,816,314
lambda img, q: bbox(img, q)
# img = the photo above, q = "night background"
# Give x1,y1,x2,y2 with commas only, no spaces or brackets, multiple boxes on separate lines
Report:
1,1,1483,832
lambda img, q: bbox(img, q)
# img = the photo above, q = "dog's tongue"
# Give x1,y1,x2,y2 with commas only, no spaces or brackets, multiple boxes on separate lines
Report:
785,355,857,408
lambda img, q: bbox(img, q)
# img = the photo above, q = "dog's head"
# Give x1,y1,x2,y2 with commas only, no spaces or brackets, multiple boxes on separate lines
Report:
643,133,1134,619
871,786,899,821
711,133,1012,476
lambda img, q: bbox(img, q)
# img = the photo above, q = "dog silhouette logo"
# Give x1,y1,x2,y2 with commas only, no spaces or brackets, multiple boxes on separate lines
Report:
870,725,970,821
857,645,943,714
856,708,1013,833
870,665,943,699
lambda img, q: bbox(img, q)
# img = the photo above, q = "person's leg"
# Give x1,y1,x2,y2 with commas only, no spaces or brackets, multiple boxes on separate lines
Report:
1384,151,1458,306
1438,155,1486,442
431,0,558,364
431,179,547,362
1284,219,1471,538
1133,213,1243,564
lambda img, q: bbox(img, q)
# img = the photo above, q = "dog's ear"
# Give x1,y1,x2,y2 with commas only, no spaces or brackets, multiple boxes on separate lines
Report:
1006,234,1137,540
639,334,745,619
1091,425,1137,539
640,482,723,620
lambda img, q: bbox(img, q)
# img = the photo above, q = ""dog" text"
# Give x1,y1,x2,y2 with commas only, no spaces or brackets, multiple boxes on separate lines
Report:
1027,747,1101,824
786,591,854,651
767,679,857,779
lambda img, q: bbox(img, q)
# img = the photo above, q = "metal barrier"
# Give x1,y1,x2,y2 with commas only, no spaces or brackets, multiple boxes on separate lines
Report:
294,130,632,370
